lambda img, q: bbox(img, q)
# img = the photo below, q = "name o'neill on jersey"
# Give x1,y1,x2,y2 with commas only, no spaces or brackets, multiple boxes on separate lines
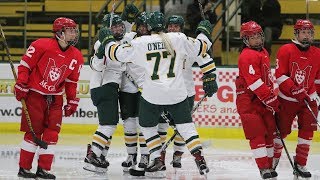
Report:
147,42,166,51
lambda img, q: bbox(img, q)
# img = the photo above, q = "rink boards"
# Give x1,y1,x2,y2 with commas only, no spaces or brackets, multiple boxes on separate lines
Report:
0,64,319,141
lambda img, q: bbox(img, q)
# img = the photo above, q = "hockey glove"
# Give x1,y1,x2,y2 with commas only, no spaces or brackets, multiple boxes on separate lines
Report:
202,73,218,97
95,27,115,59
121,4,139,23
291,86,311,103
262,94,280,113
196,20,213,39
14,83,29,101
64,98,80,117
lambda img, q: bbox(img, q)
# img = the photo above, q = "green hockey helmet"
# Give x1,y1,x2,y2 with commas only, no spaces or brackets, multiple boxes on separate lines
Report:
146,11,165,32
167,15,184,29
135,12,148,27
101,14,123,27
101,13,125,40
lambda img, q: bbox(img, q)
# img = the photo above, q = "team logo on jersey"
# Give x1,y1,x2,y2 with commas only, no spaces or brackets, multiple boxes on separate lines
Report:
291,62,311,87
49,67,62,81
40,58,67,91
295,69,306,84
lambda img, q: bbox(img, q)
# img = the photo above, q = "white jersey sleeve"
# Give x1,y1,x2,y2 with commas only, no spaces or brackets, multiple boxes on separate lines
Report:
90,40,126,89
196,54,216,75
196,33,212,50
90,41,106,72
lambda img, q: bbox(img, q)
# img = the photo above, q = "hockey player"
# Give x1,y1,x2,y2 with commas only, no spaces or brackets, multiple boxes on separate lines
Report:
274,19,320,179
235,21,280,179
15,17,83,179
98,11,216,177
159,15,217,169
119,11,151,171
84,14,126,173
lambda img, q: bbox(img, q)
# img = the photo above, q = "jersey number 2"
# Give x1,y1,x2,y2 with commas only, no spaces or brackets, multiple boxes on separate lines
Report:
147,51,176,80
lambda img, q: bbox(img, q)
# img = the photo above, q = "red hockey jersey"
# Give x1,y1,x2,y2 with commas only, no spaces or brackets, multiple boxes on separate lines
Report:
238,47,274,100
275,43,320,102
17,38,84,98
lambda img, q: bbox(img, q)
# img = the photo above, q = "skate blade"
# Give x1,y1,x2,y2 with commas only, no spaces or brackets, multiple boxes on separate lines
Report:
201,172,208,180
83,163,107,173
123,165,136,172
129,168,145,176
293,175,311,180
265,178,277,180
18,177,35,180
145,171,166,178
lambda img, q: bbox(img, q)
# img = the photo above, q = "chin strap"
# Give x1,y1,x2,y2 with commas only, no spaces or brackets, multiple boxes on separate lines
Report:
291,39,311,48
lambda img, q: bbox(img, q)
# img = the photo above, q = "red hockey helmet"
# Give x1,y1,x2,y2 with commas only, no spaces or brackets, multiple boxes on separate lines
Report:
240,21,263,38
294,19,314,31
240,21,264,49
293,19,314,47
53,17,77,33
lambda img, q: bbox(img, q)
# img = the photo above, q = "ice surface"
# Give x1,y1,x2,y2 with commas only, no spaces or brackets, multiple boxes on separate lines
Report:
0,136,319,180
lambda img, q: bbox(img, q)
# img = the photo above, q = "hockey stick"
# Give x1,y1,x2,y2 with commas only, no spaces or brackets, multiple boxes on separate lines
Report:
304,99,320,128
99,0,116,86
160,93,208,152
197,0,206,20
0,24,48,149
274,113,297,175
129,94,208,176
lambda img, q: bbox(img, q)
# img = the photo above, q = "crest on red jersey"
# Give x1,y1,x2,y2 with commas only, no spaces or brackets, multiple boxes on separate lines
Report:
43,58,67,86
291,62,311,87
295,69,306,84
49,67,62,81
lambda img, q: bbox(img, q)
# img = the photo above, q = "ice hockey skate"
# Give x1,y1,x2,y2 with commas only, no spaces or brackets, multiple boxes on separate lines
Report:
138,154,149,169
195,155,209,179
17,167,37,179
171,151,183,168
83,144,109,173
122,154,137,172
144,157,166,178
293,162,311,180
36,167,56,180
259,168,279,180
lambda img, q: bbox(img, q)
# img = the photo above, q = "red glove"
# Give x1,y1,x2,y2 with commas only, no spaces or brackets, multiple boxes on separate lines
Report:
64,98,80,117
262,94,280,113
14,83,29,101
291,87,311,102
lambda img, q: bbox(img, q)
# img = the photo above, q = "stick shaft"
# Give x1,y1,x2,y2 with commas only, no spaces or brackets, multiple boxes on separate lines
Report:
0,24,47,149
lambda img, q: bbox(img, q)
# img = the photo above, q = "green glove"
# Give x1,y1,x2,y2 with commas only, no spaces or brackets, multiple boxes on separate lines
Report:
196,20,213,39
95,27,115,59
202,73,218,97
121,4,139,23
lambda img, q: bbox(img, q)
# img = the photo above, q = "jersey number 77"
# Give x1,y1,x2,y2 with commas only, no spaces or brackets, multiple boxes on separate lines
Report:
147,50,176,80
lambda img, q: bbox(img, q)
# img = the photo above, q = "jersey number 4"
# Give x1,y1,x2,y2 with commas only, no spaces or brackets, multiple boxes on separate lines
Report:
147,51,176,80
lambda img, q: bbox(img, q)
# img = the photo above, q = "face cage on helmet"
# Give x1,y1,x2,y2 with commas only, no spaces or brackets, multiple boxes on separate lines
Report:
136,24,150,36
55,27,79,46
294,29,314,47
166,23,183,33
242,32,265,50
111,23,126,41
